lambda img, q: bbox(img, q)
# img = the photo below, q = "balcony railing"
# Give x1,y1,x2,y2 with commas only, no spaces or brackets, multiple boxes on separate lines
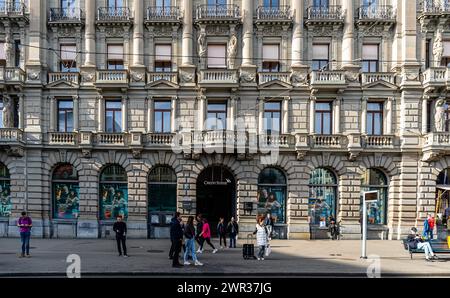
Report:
49,132,77,145
306,6,344,20
311,135,344,148
146,133,175,146
198,69,238,84
1,67,25,82
193,130,236,146
147,72,178,84
0,128,23,142
0,1,26,16
96,133,127,145
421,0,450,13
259,134,292,148
361,72,396,85
49,8,82,22
97,7,130,21
423,67,448,85
364,135,394,148
358,5,395,19
196,4,240,19
48,72,80,85
258,72,291,84
256,6,292,20
96,70,128,84
310,70,346,85
146,6,180,21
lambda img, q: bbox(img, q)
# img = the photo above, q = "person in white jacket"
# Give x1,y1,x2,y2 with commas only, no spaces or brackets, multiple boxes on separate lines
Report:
253,218,269,260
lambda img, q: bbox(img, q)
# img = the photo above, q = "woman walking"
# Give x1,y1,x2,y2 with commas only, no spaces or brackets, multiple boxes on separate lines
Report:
253,218,269,261
183,216,203,266
217,217,227,249
198,218,218,254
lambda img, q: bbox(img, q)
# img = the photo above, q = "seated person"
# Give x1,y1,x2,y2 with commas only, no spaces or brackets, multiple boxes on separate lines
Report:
406,227,438,261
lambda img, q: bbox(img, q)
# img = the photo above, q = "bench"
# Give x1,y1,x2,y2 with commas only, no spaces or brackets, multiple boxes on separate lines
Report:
402,239,450,259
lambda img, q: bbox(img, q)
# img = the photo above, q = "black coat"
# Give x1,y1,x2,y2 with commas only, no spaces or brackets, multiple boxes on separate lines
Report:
227,221,239,234
184,224,195,239
170,217,183,242
113,221,127,237
406,234,421,249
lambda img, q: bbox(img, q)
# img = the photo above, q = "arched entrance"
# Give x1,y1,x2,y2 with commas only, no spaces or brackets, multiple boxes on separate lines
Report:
196,166,236,236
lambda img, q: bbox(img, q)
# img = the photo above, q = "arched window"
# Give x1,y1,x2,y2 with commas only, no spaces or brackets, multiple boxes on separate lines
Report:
436,168,450,221
99,164,128,220
0,163,11,217
361,168,388,225
148,166,177,213
308,168,337,227
52,164,79,219
257,167,287,224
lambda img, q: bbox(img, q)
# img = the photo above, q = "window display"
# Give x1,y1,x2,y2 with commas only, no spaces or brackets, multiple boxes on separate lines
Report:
52,164,79,219
360,168,388,225
308,168,337,226
257,167,286,224
99,165,128,220
0,163,11,217
148,166,177,212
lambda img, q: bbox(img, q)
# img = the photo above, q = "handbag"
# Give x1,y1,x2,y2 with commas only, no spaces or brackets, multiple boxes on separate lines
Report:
265,244,271,257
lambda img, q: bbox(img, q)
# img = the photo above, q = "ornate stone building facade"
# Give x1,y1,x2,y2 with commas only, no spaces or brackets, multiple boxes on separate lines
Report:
0,0,449,240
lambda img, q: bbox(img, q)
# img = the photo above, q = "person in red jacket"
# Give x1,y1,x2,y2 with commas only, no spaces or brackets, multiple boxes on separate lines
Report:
427,214,435,240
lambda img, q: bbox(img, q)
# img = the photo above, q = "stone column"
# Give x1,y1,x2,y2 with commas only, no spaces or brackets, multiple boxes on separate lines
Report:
171,96,177,133
361,97,367,135
51,27,58,71
386,97,393,135
18,94,24,130
133,0,144,67
227,96,236,131
84,0,96,67
422,96,429,135
309,96,316,134
259,99,264,135
282,97,289,134
198,95,205,131
73,95,79,132
333,98,341,134
342,0,357,68
181,0,193,66
147,97,153,133
291,0,304,67
49,96,56,132
242,0,254,66
98,96,104,132
121,95,128,132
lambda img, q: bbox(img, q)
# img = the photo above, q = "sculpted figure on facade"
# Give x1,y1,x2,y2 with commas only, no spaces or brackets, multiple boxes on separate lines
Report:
433,30,444,67
4,34,13,66
197,32,207,58
2,95,14,128
227,34,238,69
435,98,446,132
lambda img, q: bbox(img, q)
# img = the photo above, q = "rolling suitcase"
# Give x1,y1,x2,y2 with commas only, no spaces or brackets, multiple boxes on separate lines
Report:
243,234,256,259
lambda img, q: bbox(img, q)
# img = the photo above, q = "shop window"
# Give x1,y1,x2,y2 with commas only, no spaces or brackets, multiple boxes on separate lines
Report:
0,163,11,217
99,164,128,220
257,167,287,224
360,168,388,225
437,169,450,228
148,166,177,226
52,164,79,219
308,168,337,227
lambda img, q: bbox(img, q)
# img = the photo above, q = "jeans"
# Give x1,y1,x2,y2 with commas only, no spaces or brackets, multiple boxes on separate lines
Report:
417,242,434,257
219,234,227,247
116,235,127,256
229,234,236,248
257,245,265,258
20,231,31,255
183,238,198,263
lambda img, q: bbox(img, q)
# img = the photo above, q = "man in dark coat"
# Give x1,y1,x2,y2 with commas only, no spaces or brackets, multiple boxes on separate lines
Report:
113,216,128,257
170,212,184,267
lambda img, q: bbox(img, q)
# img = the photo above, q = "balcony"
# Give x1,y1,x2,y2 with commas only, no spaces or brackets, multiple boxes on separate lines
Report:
361,72,396,86
356,5,396,26
305,6,344,26
145,6,180,24
310,70,346,88
97,7,131,24
259,134,293,149
198,69,238,86
195,4,240,24
420,0,450,15
146,133,176,147
0,67,25,86
0,1,27,19
48,72,80,86
422,67,448,88
48,132,78,146
192,130,237,152
423,132,450,161
363,135,395,148
96,133,127,146
48,8,83,25
147,72,178,85
258,72,291,85
0,128,23,143
310,135,346,149
96,70,128,87
255,6,293,24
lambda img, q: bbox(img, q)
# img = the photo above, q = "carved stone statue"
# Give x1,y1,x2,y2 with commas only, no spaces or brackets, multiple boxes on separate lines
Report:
227,34,238,69
197,32,207,58
433,30,444,67
2,95,14,128
435,98,446,132
3,34,13,66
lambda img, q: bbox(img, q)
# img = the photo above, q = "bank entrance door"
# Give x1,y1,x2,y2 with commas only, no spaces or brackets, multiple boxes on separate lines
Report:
197,166,236,236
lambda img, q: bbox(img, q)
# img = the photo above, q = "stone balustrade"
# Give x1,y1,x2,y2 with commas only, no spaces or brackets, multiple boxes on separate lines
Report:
0,128,23,142
96,70,128,85
310,70,346,85
258,72,291,85
361,72,396,85
49,132,77,145
198,70,238,84
96,133,127,146
48,72,80,85
147,72,178,84
364,135,394,147
146,133,175,146
311,135,344,147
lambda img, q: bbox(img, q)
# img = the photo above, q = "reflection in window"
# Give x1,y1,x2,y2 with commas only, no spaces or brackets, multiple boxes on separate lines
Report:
263,102,281,134
105,101,122,133
308,168,337,227
58,100,74,132
367,102,383,135
312,44,329,71
99,165,128,220
0,163,11,217
52,164,79,219
258,167,286,224
206,102,227,130
315,102,332,135
154,101,172,133
360,168,388,225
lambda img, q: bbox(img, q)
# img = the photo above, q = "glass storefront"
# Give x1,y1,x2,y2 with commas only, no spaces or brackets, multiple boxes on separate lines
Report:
257,167,287,224
308,168,337,227
52,164,80,219
360,168,388,225
0,163,11,217
148,166,177,217
99,165,128,220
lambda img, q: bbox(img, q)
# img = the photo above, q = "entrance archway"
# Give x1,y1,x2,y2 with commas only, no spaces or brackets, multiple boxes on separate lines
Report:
196,166,236,236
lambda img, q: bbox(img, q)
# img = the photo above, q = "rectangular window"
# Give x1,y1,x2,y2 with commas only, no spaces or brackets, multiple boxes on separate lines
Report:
57,100,74,132
208,0,227,5
264,102,281,134
156,0,171,7
0,100,3,128
61,0,76,9
155,44,172,72
263,0,279,7
107,44,124,70
312,44,329,71
315,102,332,135
207,44,226,69
60,44,77,72
14,40,20,67
367,102,383,135
442,41,450,67
362,44,379,73
206,102,227,130
426,39,431,69
0,42,5,67
262,44,280,72
108,0,124,9
313,0,329,7
105,100,122,133
154,101,172,133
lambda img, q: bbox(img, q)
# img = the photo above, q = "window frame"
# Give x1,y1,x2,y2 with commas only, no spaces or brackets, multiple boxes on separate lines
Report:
207,44,227,69
206,101,227,130
154,44,172,72
107,44,124,70
362,44,379,73
57,99,74,133
153,100,172,134
263,101,282,134
262,44,280,72
105,100,122,133
315,102,333,135
366,102,384,136
312,44,330,71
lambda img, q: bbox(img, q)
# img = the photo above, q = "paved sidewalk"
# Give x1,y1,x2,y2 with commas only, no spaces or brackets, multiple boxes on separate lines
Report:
0,238,449,277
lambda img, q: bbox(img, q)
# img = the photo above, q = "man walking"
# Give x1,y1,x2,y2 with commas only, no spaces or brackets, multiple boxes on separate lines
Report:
17,211,32,258
113,216,128,257
170,212,184,267
227,216,239,248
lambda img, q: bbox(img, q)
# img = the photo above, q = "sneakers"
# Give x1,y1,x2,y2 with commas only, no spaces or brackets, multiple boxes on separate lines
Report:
196,249,203,254
212,249,218,254
432,255,439,260
123,255,129,258
183,261,191,266
261,257,265,261
18,253,24,258
257,257,261,260
26,254,31,258
220,246,224,249
195,260,203,266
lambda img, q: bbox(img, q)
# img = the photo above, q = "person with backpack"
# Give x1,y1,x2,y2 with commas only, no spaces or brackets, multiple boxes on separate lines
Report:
253,217,268,261
227,217,239,248
17,211,32,258
217,217,227,249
